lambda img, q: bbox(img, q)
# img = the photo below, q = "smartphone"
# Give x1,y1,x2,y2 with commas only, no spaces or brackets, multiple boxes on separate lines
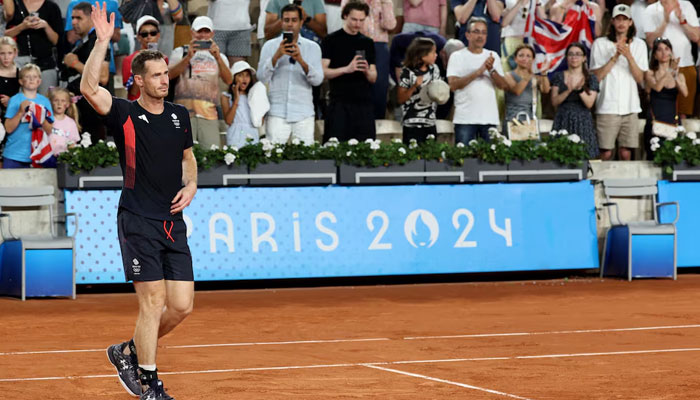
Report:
282,31,293,44
194,40,212,49
29,12,39,18
147,42,159,51
355,50,366,60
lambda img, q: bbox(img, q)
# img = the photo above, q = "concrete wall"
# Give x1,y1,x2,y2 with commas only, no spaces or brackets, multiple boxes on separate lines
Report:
0,161,666,262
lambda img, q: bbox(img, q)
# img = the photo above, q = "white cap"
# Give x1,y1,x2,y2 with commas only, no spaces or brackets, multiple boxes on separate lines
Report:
231,60,256,76
611,4,632,19
191,16,214,32
136,15,159,33
418,80,450,106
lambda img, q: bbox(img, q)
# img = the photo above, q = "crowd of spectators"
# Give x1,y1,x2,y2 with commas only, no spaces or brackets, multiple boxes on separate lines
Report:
0,0,700,169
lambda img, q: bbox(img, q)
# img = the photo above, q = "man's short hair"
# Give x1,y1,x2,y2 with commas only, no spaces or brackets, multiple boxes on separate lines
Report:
466,17,488,32
18,63,41,80
341,0,370,19
280,4,303,19
132,50,166,76
73,2,93,16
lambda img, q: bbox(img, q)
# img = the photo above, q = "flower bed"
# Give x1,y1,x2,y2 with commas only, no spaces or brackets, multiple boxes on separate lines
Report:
652,128,700,181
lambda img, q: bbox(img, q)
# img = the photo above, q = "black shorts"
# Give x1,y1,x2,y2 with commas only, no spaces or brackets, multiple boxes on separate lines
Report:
117,209,194,282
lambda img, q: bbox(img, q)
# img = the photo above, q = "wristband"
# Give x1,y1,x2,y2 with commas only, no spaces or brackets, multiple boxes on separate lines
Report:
70,59,79,69
680,19,687,25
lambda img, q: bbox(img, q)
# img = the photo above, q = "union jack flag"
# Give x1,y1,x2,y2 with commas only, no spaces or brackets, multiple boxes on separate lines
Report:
23,102,54,168
524,0,596,75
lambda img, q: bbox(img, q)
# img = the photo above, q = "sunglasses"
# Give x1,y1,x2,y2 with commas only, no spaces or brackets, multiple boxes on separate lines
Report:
139,30,159,38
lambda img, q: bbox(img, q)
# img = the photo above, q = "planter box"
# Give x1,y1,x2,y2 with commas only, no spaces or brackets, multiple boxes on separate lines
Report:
463,159,508,183
507,160,588,182
669,162,700,181
424,161,464,183
338,160,426,185
249,160,337,186
57,163,123,189
198,164,249,187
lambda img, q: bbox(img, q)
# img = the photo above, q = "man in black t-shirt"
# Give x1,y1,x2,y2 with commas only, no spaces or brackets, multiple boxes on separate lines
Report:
81,4,197,400
321,0,377,142
63,2,111,141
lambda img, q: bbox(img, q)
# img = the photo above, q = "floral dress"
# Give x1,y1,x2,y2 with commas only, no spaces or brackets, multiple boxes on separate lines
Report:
551,71,600,158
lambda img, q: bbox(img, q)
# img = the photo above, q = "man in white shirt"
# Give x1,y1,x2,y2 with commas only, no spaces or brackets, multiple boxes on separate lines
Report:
591,4,647,161
446,17,507,144
643,0,700,118
258,4,324,144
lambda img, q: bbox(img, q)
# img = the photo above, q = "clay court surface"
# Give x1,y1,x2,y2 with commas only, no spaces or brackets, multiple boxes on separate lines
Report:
1,275,700,399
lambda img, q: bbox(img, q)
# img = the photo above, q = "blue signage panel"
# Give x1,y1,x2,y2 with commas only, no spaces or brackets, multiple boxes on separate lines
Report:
65,182,598,284
657,181,700,267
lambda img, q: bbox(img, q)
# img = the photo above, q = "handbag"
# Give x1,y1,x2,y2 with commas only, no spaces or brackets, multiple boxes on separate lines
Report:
508,77,540,141
650,95,679,139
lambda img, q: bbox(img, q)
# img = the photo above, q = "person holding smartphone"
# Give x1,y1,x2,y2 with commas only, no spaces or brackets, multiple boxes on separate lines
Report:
258,4,323,145
168,16,233,150
322,0,377,143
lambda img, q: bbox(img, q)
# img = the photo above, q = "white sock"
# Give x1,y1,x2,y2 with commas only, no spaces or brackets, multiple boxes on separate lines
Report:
139,364,156,371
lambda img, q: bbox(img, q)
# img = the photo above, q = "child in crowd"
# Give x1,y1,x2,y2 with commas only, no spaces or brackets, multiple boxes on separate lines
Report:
45,87,80,167
0,36,19,168
3,64,53,168
221,61,266,148
397,37,442,144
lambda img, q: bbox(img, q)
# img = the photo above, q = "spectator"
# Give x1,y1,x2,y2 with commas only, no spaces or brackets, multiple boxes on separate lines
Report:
502,44,550,134
402,0,447,37
620,0,649,39
62,2,110,141
590,4,647,161
0,37,19,123
208,0,252,65
550,42,599,158
64,0,121,46
397,37,442,143
221,61,268,148
322,0,376,142
169,16,232,149
451,0,504,53
4,0,63,96
550,0,604,37
156,0,185,57
644,37,686,159
642,0,699,119
500,0,546,72
340,0,396,119
265,0,327,43
123,16,166,101
325,0,344,34
258,4,323,145
3,63,53,168
45,87,79,167
446,17,506,143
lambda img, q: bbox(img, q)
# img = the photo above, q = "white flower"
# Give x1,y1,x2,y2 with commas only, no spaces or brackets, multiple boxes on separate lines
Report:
106,141,116,148
409,141,418,149
222,145,228,151
193,140,199,145
265,150,272,158
568,134,581,144
348,138,359,146
81,132,91,140
98,139,104,143
80,140,90,148
224,153,236,165
346,151,353,157
230,146,238,152
440,151,446,159
391,138,402,144
456,142,465,148
676,125,686,133
291,137,301,145
210,144,219,150
650,143,660,152
370,141,381,150
398,147,406,154
675,145,682,153
276,148,283,154
427,134,436,140
365,138,374,144
328,137,339,143
246,133,255,140
559,129,569,135
686,132,697,140
694,139,700,146
468,140,477,146
488,128,500,139
650,136,660,144
503,138,512,147
490,144,496,151
549,130,559,137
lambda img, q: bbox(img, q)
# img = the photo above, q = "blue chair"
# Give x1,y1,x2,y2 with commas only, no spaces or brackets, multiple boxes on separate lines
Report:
0,186,77,300
600,178,679,281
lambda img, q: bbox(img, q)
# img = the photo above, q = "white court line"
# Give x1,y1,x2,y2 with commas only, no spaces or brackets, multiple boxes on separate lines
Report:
0,338,391,356
1,347,699,383
364,364,534,400
3,323,700,357
403,324,700,340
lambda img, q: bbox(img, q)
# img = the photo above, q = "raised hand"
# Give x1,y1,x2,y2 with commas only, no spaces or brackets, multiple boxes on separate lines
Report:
91,2,114,43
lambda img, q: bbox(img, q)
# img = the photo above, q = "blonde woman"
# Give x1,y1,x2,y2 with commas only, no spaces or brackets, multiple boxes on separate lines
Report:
0,37,19,122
